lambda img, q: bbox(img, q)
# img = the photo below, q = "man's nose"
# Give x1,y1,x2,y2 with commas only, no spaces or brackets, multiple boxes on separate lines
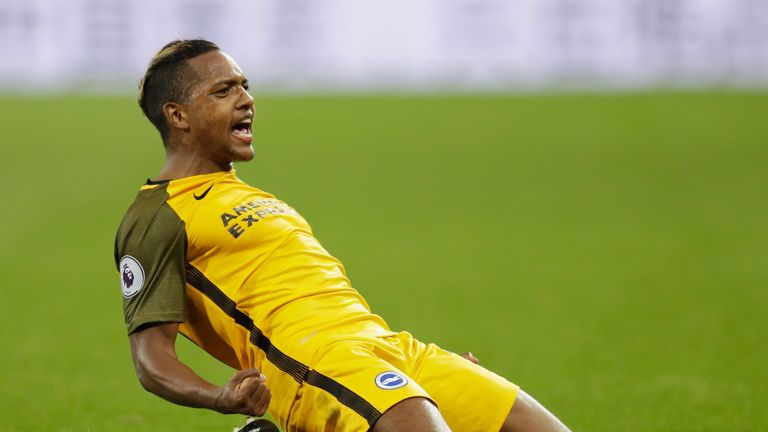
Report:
237,87,254,109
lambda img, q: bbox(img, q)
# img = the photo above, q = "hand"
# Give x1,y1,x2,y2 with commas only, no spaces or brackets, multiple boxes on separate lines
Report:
461,352,479,364
215,368,271,416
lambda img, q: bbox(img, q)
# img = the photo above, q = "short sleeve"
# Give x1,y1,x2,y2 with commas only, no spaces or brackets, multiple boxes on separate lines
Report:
114,186,187,335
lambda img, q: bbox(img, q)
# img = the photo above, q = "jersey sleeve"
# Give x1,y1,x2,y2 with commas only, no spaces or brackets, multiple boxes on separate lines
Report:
114,187,187,335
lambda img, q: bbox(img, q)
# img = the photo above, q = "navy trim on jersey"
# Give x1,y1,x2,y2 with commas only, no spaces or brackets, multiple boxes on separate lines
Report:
184,264,382,426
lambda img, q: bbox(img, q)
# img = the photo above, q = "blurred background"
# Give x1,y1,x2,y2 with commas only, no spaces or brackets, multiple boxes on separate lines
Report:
0,1,766,431
2,0,768,92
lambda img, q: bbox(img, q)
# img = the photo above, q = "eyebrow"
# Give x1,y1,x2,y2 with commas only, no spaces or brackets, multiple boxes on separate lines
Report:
211,77,248,88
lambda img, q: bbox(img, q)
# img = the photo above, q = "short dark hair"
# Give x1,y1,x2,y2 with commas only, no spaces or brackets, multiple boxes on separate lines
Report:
138,39,220,142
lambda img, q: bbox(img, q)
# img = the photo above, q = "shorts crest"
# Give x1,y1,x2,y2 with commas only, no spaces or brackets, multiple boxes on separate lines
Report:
374,371,407,390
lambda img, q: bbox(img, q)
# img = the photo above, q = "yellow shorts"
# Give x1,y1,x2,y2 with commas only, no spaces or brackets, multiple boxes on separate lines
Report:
281,331,519,432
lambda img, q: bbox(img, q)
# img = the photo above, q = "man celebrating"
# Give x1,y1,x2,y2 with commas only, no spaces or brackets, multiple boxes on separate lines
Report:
114,39,570,432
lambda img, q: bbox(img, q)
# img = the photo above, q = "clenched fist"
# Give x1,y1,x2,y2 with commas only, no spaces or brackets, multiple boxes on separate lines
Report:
215,368,271,417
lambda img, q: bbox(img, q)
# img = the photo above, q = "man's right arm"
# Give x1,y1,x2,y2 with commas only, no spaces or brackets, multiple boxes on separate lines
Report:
129,322,271,417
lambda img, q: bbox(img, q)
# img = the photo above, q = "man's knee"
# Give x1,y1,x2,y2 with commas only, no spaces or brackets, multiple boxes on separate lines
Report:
501,390,571,432
372,397,451,432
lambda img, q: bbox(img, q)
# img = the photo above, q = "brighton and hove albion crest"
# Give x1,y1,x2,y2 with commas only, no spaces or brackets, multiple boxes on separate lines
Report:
374,371,408,390
119,255,145,298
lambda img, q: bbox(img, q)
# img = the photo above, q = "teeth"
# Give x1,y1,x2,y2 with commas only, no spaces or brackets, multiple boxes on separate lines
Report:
232,127,252,138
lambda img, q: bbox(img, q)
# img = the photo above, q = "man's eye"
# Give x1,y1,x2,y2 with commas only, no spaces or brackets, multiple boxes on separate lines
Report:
216,87,231,96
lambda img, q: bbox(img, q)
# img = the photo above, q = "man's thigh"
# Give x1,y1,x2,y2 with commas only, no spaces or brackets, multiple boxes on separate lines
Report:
284,332,518,432
285,338,433,431
386,332,519,432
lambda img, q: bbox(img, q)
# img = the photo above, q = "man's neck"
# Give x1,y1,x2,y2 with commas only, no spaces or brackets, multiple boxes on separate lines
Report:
153,150,232,182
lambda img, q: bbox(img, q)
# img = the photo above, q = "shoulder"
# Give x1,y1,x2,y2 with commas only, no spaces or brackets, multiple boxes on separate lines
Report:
114,183,187,268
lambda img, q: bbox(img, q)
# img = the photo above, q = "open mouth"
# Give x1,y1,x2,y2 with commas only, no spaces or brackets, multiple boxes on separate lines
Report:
231,121,253,143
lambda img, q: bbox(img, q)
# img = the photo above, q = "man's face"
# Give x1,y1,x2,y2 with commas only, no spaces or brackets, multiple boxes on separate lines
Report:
182,50,255,164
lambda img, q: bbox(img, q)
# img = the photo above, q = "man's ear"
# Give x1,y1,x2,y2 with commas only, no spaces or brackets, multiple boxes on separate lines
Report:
163,102,190,132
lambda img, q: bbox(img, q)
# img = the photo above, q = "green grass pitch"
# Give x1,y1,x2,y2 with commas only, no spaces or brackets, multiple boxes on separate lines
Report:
0,92,766,431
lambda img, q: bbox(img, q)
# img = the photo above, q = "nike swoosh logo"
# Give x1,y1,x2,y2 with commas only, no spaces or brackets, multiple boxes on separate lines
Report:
194,184,214,200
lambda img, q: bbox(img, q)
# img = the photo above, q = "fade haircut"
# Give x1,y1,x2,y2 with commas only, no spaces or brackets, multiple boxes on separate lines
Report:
138,39,220,143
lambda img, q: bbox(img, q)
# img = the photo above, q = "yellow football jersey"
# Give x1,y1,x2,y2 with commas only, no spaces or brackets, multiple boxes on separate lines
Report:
114,171,396,416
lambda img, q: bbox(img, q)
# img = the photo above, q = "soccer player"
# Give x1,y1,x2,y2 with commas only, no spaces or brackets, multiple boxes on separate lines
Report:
114,39,571,432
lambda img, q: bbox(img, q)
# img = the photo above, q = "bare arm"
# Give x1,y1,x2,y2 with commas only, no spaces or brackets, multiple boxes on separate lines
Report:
129,322,270,416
